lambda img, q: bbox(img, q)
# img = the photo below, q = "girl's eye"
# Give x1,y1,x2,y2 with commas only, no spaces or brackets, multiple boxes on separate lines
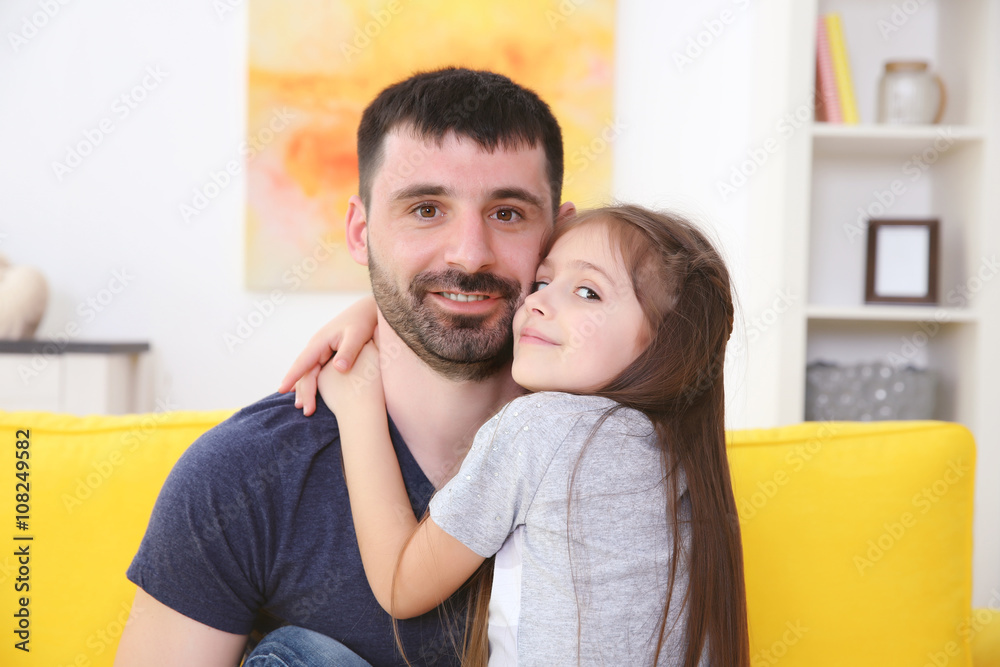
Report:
415,205,439,218
493,208,522,223
574,286,600,300
530,281,549,293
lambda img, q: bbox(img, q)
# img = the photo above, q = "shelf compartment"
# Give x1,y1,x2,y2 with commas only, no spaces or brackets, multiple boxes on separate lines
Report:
807,144,984,311
805,318,977,422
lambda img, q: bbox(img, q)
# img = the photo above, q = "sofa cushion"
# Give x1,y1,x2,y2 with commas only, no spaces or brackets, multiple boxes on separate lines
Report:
729,420,975,666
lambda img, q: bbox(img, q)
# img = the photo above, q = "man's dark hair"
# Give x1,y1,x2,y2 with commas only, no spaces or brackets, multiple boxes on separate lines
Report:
357,68,564,214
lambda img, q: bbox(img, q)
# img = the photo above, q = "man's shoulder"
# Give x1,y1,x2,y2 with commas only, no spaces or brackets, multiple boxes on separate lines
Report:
175,392,341,479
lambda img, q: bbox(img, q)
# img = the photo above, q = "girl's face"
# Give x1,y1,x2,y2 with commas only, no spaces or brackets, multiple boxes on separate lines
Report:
511,222,649,393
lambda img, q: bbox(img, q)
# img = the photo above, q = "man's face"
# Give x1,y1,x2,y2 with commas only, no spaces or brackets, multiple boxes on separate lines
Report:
359,128,559,381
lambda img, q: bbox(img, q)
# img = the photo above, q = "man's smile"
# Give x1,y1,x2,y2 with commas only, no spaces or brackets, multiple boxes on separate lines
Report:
438,292,491,302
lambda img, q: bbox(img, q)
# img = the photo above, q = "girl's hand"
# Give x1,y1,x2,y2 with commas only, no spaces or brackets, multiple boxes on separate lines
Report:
317,339,385,420
278,295,378,416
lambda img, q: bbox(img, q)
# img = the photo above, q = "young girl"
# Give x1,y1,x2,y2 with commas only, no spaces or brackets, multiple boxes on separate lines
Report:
284,205,748,666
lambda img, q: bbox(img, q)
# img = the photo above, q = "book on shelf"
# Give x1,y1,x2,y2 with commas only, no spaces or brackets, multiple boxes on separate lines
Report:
815,16,842,123
823,13,860,124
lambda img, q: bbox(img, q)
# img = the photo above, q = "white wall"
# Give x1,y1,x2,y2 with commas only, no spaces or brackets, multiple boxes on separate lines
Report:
1,0,765,417
613,1,757,427
1,0,365,412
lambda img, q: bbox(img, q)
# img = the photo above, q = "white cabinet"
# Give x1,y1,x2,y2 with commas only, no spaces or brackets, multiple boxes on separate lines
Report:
0,341,152,415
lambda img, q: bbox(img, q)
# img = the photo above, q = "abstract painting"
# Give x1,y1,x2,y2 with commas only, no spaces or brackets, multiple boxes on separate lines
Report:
246,0,616,290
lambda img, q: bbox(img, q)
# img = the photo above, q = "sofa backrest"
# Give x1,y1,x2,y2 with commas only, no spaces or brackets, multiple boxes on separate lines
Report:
0,409,233,667
728,420,975,666
0,412,977,666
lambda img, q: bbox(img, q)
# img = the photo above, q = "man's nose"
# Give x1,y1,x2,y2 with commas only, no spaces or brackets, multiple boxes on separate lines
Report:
444,211,496,274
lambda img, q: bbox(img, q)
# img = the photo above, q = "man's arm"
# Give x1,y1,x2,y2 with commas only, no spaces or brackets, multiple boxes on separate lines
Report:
114,588,248,667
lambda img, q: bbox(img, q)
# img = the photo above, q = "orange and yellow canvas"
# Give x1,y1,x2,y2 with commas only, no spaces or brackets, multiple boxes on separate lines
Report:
246,0,616,290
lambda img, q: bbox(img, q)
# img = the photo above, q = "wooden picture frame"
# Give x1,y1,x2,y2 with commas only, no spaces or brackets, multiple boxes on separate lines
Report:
865,219,940,305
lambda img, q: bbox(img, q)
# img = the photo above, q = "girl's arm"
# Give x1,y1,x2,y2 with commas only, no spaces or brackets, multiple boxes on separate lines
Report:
318,342,485,619
278,295,377,416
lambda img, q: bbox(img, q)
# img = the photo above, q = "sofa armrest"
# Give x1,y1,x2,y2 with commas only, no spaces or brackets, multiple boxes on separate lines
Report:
972,608,1000,666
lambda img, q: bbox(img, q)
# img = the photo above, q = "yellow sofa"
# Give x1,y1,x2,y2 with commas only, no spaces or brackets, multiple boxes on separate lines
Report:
0,410,997,666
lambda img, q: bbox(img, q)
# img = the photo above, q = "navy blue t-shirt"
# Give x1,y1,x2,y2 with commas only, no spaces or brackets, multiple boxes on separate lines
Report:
127,392,466,666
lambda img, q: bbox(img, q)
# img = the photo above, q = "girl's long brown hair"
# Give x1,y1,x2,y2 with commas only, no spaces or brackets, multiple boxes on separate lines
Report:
458,205,748,666
590,205,749,666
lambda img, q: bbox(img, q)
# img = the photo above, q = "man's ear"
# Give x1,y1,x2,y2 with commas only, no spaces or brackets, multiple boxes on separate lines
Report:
345,195,369,266
556,201,577,224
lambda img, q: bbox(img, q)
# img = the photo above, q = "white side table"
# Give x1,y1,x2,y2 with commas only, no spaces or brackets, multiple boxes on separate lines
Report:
0,341,152,415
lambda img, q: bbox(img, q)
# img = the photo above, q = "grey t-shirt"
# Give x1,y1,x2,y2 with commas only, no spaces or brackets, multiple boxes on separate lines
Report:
429,392,698,666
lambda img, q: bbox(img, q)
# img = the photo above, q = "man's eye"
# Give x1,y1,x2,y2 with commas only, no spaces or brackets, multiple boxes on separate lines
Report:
574,286,600,300
493,208,522,223
530,281,549,293
416,205,438,218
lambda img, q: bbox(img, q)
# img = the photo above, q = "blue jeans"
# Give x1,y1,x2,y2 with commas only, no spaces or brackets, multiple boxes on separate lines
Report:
243,626,373,667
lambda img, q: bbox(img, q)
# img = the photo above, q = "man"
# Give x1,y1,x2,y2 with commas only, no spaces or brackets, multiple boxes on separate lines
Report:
114,67,575,666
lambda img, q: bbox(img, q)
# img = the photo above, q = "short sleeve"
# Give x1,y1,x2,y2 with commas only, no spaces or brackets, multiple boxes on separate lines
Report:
429,393,607,558
126,418,279,634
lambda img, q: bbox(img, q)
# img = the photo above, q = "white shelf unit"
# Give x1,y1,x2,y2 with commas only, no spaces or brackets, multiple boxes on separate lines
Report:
748,0,999,604
768,0,999,425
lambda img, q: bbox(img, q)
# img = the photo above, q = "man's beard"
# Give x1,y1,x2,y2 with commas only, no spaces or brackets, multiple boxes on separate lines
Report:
368,250,523,382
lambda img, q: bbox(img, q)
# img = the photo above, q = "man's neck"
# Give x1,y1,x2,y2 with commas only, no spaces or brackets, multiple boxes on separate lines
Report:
375,318,525,489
